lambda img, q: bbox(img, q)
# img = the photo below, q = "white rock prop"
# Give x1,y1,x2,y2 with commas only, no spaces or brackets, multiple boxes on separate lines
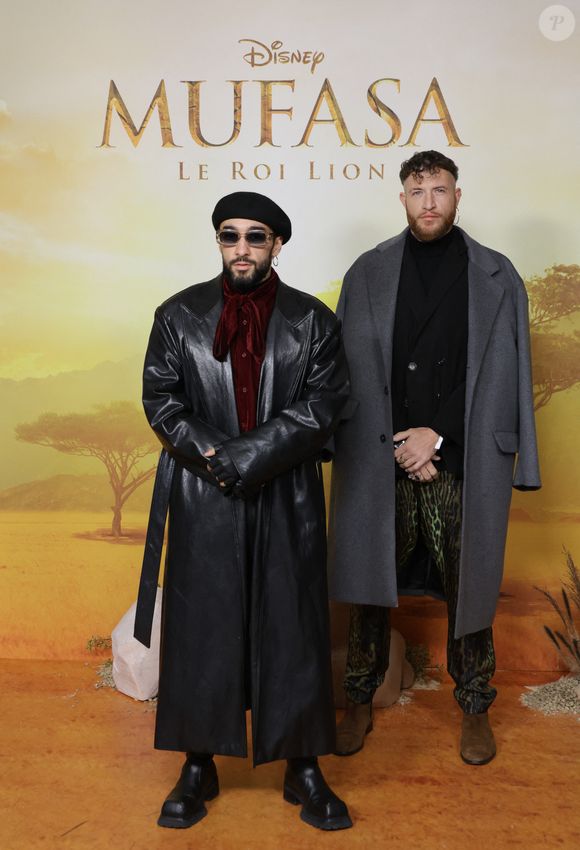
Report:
112,587,162,700
330,602,415,708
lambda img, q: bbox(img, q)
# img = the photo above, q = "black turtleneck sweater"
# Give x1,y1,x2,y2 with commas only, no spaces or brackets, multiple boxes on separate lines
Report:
391,226,468,479
408,226,457,294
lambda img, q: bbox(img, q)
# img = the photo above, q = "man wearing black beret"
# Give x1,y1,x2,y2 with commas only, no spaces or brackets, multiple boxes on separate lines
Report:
134,191,353,831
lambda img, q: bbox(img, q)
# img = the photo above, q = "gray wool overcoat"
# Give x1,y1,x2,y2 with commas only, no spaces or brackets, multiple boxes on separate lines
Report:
327,228,541,638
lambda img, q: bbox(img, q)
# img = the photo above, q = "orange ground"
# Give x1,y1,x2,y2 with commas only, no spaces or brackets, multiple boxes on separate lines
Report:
2,509,577,668
2,661,579,850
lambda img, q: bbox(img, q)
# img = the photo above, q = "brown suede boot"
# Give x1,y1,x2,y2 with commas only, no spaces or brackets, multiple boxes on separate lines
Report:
460,712,496,765
334,700,373,756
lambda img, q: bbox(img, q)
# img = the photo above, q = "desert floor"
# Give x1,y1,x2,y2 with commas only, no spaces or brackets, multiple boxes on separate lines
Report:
1,661,578,850
1,511,578,670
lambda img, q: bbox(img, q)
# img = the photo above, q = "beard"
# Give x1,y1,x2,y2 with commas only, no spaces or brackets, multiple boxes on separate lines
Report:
406,205,456,242
223,251,274,292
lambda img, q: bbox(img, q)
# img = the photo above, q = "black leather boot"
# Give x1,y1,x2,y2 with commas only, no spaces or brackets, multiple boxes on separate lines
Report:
157,753,219,828
283,757,353,830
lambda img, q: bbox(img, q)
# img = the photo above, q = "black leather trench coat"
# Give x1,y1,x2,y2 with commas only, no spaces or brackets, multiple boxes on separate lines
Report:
134,276,350,765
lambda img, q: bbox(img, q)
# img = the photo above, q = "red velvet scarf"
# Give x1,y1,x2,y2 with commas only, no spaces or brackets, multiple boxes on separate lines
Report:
213,270,278,432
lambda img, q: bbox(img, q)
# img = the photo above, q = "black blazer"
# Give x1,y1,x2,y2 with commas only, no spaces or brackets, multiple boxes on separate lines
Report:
391,231,468,477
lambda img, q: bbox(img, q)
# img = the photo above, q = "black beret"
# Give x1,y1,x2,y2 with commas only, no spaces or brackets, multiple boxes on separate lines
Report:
212,192,292,243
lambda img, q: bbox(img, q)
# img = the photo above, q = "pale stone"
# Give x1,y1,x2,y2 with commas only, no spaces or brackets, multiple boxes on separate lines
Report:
330,602,415,708
112,588,161,701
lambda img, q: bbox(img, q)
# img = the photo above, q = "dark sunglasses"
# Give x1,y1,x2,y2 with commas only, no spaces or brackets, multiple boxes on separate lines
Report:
216,229,274,248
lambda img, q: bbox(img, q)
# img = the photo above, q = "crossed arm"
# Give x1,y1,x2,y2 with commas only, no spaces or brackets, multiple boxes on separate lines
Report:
143,307,350,494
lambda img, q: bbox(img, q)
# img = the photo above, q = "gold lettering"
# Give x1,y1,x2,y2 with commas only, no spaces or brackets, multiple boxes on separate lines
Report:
343,163,360,180
178,162,209,180
308,161,320,180
183,81,245,148
279,163,285,179
365,79,401,148
99,80,180,148
257,80,295,147
402,78,467,147
239,39,273,68
369,163,385,179
254,163,271,180
311,52,325,73
294,79,358,148
232,161,246,179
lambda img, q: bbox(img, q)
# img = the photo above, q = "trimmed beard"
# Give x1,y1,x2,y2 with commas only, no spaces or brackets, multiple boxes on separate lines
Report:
406,206,456,242
223,250,274,292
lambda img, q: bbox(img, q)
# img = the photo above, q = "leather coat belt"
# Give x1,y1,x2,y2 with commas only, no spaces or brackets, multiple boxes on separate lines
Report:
133,449,175,647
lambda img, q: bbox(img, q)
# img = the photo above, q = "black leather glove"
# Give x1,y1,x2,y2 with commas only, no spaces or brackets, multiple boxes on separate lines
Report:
206,444,241,490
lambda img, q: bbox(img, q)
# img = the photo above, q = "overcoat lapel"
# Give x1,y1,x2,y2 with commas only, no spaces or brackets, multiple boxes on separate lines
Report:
180,277,240,436
366,233,406,386
464,238,504,426
257,282,313,423
369,229,504,424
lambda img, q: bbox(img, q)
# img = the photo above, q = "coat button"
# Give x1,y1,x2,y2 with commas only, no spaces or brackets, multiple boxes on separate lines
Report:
408,361,418,371
384,385,389,395
380,434,386,443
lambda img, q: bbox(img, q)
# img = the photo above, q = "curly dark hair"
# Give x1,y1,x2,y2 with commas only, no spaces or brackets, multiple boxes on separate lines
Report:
399,150,458,184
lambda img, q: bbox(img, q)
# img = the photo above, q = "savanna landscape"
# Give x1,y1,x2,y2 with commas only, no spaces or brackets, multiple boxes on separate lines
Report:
1,268,579,670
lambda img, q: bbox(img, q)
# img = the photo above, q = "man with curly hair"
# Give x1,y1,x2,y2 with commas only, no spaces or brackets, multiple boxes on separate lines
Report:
328,151,540,764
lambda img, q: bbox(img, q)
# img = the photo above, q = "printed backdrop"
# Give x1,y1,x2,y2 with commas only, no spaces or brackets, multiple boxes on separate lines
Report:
1,0,579,671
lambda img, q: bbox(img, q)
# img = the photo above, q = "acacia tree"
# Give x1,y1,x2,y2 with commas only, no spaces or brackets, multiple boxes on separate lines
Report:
527,264,580,332
531,331,580,411
525,264,580,411
16,401,159,537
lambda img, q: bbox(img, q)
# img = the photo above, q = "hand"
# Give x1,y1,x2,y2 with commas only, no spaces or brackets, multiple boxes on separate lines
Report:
393,427,440,474
203,445,240,489
407,460,439,483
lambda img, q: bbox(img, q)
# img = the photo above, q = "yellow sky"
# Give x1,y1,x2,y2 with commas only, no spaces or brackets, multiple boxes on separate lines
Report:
1,0,579,379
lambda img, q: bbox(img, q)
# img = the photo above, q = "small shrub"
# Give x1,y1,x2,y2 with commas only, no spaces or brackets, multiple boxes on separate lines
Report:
535,548,580,673
86,635,112,653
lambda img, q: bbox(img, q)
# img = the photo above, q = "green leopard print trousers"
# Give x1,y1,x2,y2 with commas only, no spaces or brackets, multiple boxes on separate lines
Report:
344,472,497,714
